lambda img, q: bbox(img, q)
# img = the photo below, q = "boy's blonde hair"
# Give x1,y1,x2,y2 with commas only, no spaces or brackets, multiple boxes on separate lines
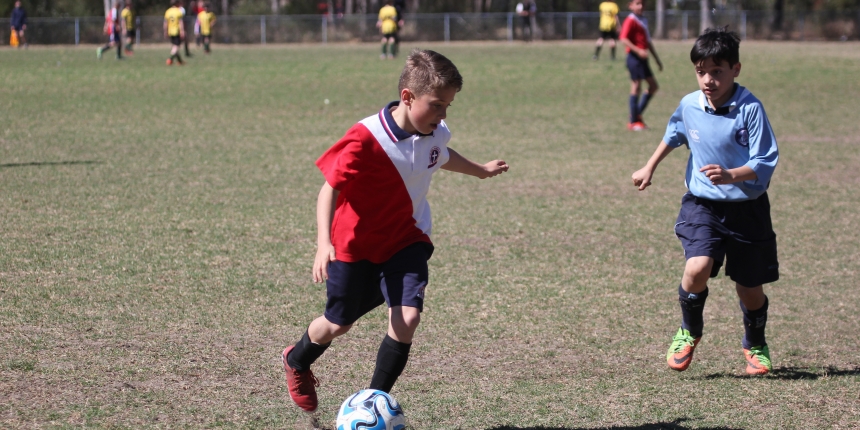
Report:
398,49,463,96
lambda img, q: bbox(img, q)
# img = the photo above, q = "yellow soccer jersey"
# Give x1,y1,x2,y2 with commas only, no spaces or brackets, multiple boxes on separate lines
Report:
164,6,183,36
122,8,134,30
378,5,398,34
599,1,619,32
198,11,215,35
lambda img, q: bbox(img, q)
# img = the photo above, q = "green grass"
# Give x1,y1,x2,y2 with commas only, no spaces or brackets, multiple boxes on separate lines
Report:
1,41,859,429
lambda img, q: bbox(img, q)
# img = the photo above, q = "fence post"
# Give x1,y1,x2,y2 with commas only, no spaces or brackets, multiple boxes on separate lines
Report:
740,11,746,40
322,15,328,43
444,14,450,43
261,16,266,45
567,12,573,40
798,15,804,40
75,18,80,45
507,12,513,42
682,11,688,40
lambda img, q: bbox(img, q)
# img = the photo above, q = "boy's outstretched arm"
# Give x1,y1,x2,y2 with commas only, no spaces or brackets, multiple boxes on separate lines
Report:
632,141,674,190
442,147,509,179
312,182,339,283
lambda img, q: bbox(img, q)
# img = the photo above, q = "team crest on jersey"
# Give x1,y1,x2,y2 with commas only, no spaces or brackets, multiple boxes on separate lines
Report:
428,146,441,168
735,128,749,147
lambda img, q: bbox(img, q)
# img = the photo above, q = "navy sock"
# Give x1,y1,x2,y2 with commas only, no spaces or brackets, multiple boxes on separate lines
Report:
679,284,708,338
287,331,330,372
629,95,639,123
369,335,411,393
740,296,769,349
638,93,653,116
594,45,601,57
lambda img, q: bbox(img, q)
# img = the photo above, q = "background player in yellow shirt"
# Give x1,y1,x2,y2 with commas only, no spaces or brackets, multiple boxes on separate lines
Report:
121,1,135,55
164,0,186,65
594,1,620,61
376,0,400,59
196,3,216,54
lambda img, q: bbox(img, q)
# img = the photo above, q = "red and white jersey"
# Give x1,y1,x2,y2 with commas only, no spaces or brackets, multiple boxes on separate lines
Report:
316,102,451,263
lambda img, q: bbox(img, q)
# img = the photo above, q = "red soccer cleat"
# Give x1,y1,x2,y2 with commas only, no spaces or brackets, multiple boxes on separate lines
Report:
282,346,319,412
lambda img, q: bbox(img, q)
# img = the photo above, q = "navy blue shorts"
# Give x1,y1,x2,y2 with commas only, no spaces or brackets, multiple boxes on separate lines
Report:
323,242,433,326
674,192,779,287
626,53,653,81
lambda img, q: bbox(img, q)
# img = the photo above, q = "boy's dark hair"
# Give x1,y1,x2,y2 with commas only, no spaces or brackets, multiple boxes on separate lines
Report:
398,49,463,96
691,26,741,67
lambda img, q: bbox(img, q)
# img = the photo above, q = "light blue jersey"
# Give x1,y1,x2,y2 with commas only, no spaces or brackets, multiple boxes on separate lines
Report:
663,83,778,201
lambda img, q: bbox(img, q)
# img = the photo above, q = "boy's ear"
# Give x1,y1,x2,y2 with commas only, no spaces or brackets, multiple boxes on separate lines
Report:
733,62,742,78
400,88,414,106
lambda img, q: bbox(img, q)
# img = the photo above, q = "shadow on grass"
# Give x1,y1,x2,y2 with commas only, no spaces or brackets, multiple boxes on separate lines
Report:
0,160,102,168
487,417,743,430
698,365,860,380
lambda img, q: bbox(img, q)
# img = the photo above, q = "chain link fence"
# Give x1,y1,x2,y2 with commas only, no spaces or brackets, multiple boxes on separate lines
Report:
2,10,858,46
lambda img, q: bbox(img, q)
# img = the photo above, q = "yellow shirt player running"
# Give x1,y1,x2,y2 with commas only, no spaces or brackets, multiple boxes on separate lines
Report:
196,4,216,54
121,2,135,55
376,0,401,59
594,1,620,61
164,0,186,65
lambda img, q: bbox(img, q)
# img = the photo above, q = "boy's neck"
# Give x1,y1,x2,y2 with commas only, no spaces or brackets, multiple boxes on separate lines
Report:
707,83,738,110
390,102,417,135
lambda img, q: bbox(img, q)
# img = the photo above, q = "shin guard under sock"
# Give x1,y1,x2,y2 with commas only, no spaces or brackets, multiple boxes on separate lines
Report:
287,331,330,372
679,284,708,338
740,296,769,349
369,335,411,393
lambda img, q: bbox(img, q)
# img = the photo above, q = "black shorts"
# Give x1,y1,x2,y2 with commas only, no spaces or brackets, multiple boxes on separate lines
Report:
323,242,434,326
626,53,653,80
126,30,135,38
600,30,618,40
170,35,181,46
674,192,779,287
200,33,211,38
382,31,397,39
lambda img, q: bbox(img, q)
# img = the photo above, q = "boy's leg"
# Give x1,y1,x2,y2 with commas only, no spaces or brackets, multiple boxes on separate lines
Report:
381,37,388,59
369,306,419,393
594,37,603,59
668,256,712,371
282,319,341,412
609,38,616,60
628,79,642,126
637,76,660,119
203,36,210,53
737,285,771,375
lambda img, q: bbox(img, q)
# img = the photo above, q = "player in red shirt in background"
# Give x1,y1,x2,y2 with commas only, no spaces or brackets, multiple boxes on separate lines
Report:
619,0,663,131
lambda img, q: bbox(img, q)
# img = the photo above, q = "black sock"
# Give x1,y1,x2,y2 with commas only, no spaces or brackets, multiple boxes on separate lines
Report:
629,95,639,123
679,284,708,338
116,43,122,58
611,46,616,59
594,46,601,57
287,331,330,372
638,92,653,116
740,296,768,349
369,335,411,393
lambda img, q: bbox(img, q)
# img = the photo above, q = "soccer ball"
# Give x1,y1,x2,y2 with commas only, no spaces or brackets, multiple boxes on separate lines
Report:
336,389,407,430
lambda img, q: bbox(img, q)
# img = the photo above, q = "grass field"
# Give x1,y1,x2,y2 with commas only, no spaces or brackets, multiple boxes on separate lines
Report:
1,41,859,429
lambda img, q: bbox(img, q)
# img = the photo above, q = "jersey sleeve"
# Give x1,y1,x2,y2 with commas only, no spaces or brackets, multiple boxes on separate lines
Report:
315,125,369,191
742,103,779,189
619,17,634,40
662,103,688,148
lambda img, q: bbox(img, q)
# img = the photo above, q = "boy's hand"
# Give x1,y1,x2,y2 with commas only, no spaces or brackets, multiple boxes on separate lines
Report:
700,164,730,185
637,48,649,59
312,244,336,283
480,160,509,179
631,167,654,190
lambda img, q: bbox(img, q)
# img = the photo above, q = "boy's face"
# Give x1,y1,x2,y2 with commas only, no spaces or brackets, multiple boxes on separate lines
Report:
629,0,644,15
402,86,457,135
695,57,741,108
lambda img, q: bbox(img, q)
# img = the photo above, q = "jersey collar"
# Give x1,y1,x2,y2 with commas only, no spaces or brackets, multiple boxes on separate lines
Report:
698,83,751,115
379,101,432,142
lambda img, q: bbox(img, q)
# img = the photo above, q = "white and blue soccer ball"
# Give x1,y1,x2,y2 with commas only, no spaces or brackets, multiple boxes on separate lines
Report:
336,389,407,430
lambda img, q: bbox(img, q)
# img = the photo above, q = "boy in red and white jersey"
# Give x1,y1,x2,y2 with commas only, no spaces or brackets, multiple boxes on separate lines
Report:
282,49,509,413
619,0,663,130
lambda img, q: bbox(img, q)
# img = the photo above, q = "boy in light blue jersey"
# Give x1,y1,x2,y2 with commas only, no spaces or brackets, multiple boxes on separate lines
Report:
631,27,779,375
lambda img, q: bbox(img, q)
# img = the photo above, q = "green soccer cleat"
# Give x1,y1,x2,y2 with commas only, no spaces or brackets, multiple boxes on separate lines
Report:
666,327,700,371
744,345,772,375
96,47,103,60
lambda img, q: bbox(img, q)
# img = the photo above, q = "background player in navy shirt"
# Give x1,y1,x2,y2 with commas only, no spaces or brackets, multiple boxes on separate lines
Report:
10,1,27,49
631,27,779,375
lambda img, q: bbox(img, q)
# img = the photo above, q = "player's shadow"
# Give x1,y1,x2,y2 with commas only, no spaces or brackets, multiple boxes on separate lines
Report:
0,160,101,168
486,417,743,429
697,365,860,380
